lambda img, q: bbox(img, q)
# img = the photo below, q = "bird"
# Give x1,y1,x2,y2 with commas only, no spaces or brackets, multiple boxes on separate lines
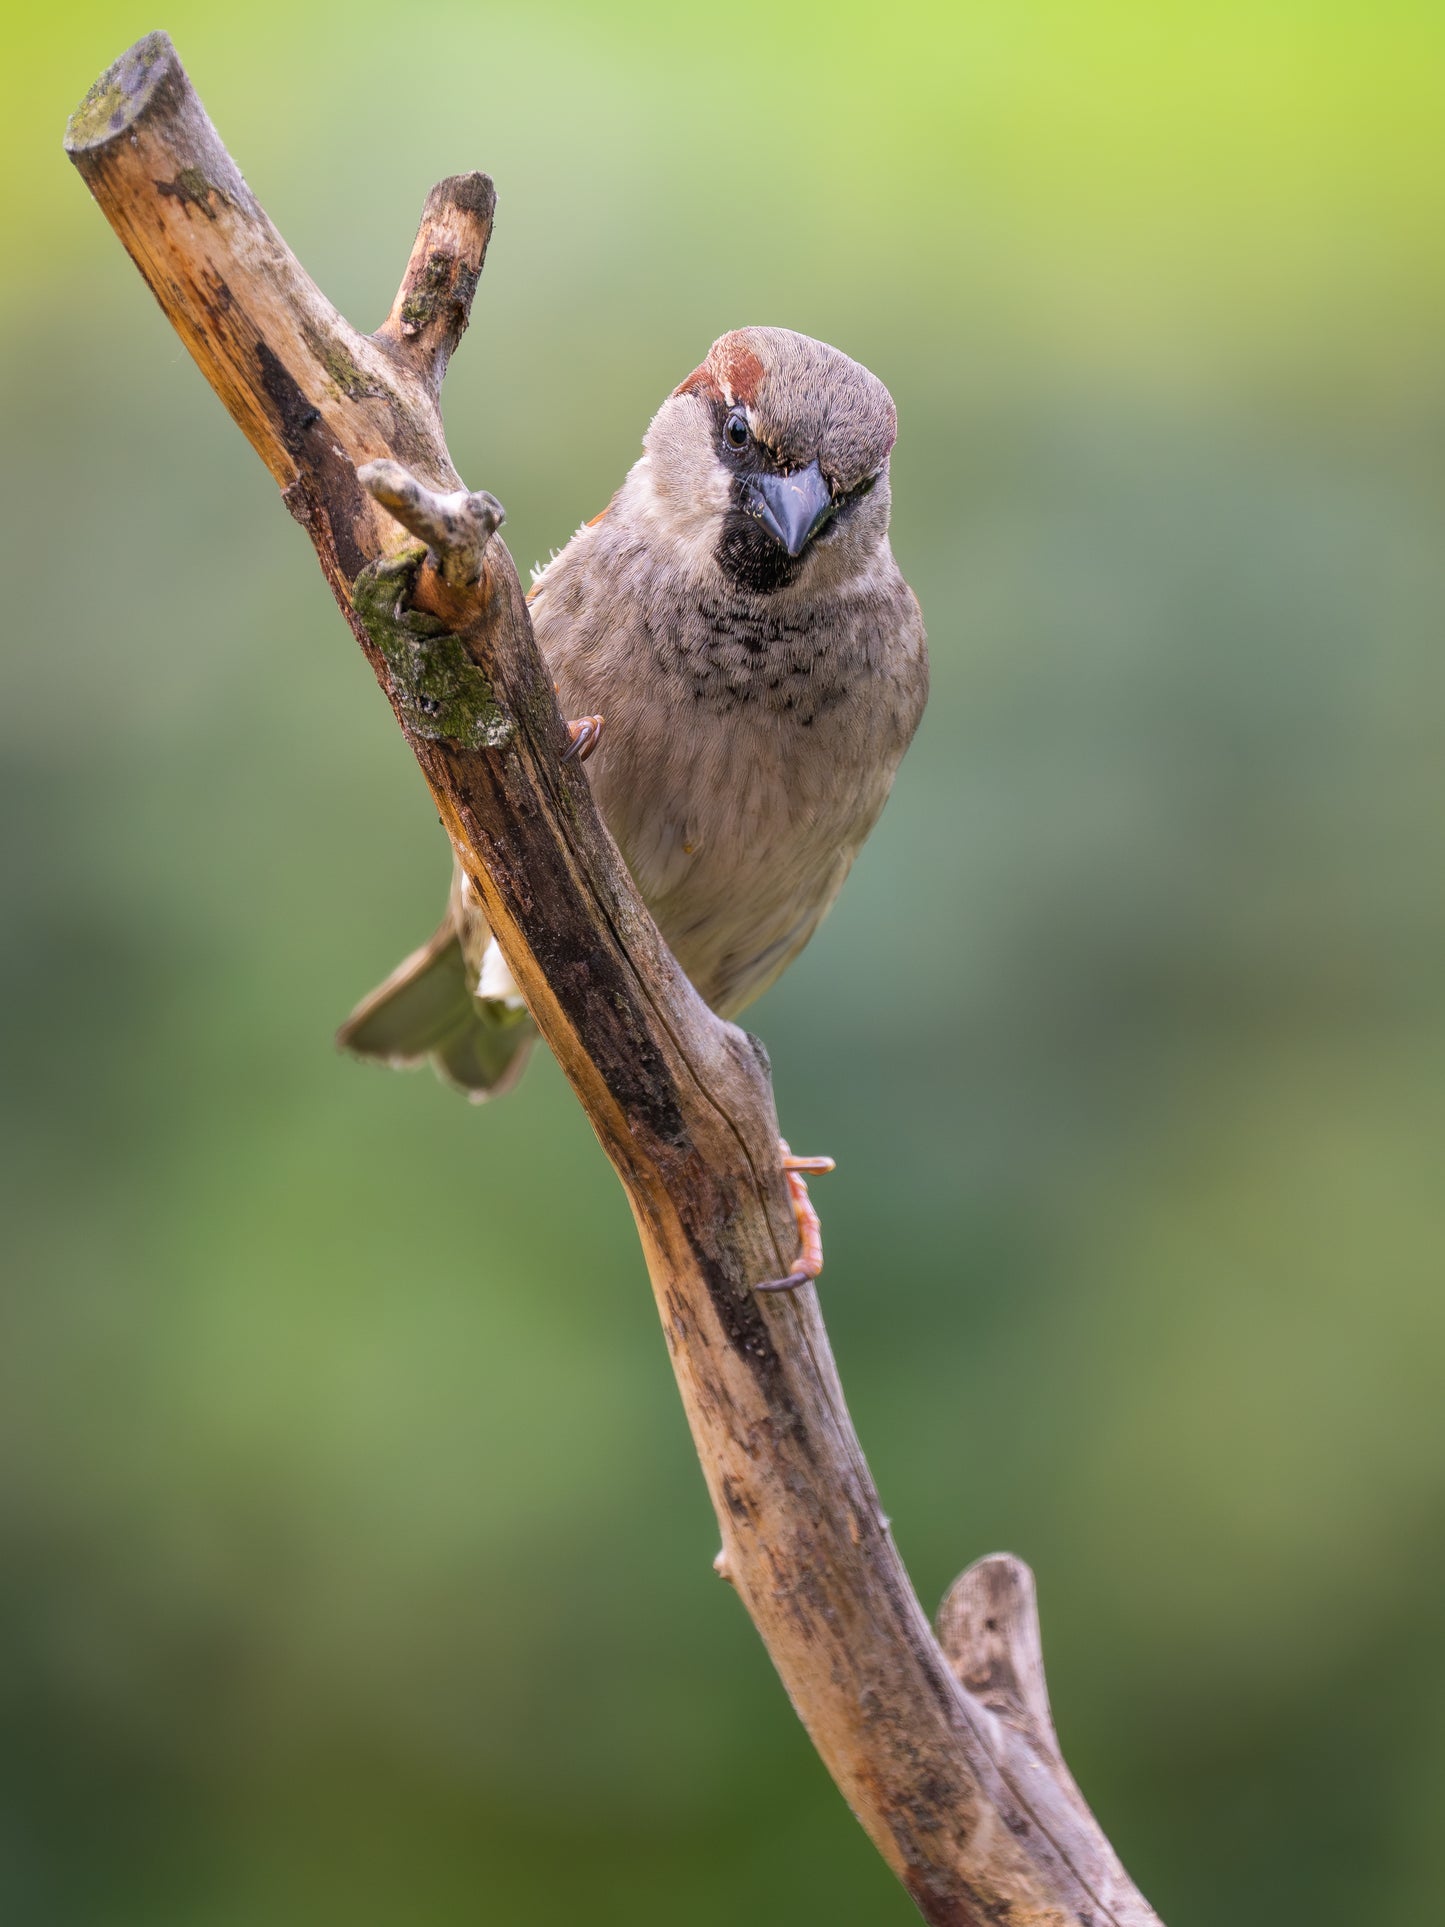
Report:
340,326,928,1289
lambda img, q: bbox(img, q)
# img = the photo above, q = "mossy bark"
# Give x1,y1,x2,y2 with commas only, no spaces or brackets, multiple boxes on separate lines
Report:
352,550,512,750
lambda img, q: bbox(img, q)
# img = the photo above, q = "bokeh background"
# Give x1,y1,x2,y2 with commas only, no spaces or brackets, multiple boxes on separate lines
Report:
4,4,1443,1921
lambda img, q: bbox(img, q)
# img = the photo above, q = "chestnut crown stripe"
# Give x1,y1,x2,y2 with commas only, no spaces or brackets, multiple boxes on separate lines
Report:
673,337,766,407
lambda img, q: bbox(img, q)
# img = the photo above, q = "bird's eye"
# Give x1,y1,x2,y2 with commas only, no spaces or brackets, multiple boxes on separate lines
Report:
723,411,750,451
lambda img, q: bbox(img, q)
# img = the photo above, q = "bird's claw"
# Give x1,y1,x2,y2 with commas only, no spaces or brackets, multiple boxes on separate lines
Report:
756,1269,812,1295
756,1139,834,1293
563,714,605,763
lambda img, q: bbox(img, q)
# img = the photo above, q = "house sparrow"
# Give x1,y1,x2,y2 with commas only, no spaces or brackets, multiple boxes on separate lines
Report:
341,326,928,1287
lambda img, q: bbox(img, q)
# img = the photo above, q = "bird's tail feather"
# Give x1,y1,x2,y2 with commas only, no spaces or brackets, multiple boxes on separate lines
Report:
337,924,536,1101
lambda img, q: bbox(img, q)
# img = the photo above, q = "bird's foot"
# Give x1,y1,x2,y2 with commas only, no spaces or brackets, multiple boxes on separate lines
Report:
756,1139,836,1293
563,714,605,763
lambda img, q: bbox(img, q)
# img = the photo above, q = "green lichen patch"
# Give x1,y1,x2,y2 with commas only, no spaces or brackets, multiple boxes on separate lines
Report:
156,165,224,221
302,325,387,403
352,550,512,751
399,294,433,335
65,32,172,150
67,74,127,146
398,250,456,336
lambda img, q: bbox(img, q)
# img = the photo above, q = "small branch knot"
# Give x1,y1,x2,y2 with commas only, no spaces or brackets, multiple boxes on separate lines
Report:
359,458,504,588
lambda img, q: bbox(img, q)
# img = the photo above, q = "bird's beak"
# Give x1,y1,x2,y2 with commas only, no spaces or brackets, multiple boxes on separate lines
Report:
742,460,834,557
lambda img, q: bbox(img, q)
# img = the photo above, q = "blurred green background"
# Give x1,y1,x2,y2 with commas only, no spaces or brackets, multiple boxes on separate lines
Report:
3,3,1443,1921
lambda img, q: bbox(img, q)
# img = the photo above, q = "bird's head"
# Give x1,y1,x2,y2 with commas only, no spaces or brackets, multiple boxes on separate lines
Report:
640,327,898,597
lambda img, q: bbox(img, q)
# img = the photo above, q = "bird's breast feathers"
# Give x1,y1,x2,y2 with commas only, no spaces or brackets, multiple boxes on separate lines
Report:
526,500,924,1016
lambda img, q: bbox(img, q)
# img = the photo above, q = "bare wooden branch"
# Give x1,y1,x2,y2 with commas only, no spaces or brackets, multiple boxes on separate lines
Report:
373,173,496,395
67,33,1166,1925
939,1556,1060,1754
936,1554,1150,1917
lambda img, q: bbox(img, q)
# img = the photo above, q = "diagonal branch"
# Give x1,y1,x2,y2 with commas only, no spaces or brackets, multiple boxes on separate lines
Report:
66,32,1166,1926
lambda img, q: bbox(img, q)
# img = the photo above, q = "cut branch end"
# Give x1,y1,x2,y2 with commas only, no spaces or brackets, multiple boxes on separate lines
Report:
65,29,179,153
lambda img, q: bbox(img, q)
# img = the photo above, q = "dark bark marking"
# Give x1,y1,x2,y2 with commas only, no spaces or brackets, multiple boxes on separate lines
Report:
256,341,370,581
257,340,321,449
156,165,222,219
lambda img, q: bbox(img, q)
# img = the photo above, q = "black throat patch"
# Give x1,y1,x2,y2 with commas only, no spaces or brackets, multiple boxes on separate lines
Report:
715,494,806,595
